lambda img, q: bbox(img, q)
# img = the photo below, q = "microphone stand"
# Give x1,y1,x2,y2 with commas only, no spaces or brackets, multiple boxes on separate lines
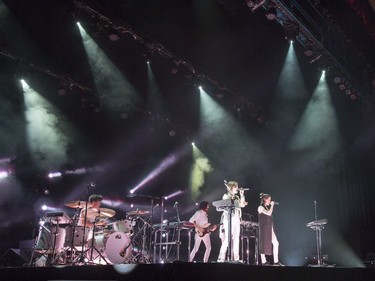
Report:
159,197,164,262
174,203,181,261
314,200,323,266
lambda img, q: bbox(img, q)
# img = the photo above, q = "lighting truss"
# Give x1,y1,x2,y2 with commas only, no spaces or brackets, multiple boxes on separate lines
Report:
72,0,267,125
268,0,370,99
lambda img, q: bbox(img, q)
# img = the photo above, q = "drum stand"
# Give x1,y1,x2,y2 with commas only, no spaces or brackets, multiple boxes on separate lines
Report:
86,218,110,265
71,184,97,265
54,211,80,265
45,220,64,266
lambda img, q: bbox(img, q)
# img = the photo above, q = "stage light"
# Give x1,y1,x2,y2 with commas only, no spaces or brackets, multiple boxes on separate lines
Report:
198,86,203,90
309,54,323,64
266,6,277,21
41,205,48,211
48,172,62,178
284,22,299,43
333,76,342,84
303,45,314,57
0,157,14,164
0,171,9,179
168,130,176,137
164,190,184,200
246,0,266,12
20,79,30,91
191,142,195,146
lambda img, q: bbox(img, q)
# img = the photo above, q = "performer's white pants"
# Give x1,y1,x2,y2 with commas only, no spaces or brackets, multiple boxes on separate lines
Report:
218,219,241,261
189,232,211,262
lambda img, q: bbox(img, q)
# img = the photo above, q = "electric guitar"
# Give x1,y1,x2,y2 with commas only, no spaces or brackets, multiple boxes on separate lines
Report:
195,223,221,237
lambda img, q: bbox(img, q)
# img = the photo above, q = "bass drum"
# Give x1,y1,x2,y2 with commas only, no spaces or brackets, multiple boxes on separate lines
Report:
105,232,132,264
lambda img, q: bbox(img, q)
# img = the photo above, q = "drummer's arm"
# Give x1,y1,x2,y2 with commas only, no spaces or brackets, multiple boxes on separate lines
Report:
78,211,94,228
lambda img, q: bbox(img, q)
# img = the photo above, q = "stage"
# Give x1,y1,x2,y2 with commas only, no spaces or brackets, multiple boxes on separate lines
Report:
0,263,374,281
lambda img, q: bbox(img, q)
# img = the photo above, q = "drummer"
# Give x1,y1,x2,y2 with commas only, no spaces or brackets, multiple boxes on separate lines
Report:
78,194,107,228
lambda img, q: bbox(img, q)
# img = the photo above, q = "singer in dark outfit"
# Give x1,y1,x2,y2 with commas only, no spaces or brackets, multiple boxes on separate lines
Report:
258,193,284,266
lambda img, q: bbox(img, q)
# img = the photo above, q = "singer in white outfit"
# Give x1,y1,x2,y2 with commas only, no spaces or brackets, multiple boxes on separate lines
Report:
217,181,247,262
258,193,284,266
189,201,214,263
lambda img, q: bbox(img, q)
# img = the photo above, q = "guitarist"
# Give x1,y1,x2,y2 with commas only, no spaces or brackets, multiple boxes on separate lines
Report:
188,201,216,263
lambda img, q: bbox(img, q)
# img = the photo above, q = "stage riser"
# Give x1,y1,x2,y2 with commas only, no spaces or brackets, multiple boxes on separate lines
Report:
0,264,374,281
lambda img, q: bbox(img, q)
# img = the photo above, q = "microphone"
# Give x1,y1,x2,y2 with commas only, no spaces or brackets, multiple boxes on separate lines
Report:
86,182,96,188
239,188,249,191
173,201,178,208
272,201,280,205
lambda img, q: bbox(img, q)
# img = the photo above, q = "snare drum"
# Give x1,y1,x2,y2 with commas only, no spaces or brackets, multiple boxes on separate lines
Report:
108,220,135,234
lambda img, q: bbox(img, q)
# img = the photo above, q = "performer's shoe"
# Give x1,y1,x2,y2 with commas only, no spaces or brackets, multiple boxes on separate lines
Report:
273,262,285,266
262,261,272,266
217,259,225,263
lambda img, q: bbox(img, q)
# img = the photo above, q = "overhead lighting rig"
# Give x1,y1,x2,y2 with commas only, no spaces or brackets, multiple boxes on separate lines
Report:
263,0,367,100
72,0,268,126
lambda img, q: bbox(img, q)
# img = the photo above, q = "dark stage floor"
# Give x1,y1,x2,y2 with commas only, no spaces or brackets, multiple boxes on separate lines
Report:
0,263,374,281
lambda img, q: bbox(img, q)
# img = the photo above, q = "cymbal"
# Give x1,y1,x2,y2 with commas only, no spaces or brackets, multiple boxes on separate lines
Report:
64,200,91,208
88,207,116,219
127,210,150,216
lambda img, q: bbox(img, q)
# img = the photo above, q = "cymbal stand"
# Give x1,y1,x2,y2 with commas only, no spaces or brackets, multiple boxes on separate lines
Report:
46,219,62,266
86,215,109,265
73,184,92,264
56,210,80,265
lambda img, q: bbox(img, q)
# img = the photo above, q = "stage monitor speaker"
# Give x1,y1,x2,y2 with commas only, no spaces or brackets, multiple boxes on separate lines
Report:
0,248,28,267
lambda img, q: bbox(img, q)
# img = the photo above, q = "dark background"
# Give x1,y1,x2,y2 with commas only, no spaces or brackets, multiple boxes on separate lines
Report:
0,0,374,266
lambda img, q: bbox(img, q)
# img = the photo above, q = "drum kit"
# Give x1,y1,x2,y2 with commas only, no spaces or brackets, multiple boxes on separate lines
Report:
29,200,153,266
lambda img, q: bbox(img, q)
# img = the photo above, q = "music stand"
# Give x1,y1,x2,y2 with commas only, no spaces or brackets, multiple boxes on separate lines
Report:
213,198,238,262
